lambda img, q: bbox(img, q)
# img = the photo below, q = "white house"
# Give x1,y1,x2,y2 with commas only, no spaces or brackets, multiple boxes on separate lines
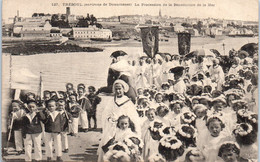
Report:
72,26,112,39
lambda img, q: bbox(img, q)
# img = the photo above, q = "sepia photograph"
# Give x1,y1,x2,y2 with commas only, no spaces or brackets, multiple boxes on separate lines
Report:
1,0,258,161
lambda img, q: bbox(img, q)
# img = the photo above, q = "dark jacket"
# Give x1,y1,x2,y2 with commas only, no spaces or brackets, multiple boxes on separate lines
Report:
42,111,63,133
67,103,81,118
78,97,92,112
57,110,72,132
87,94,101,111
22,112,44,136
8,111,25,131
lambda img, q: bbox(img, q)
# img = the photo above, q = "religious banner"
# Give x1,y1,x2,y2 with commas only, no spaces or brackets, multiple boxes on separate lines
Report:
140,26,159,58
178,32,191,55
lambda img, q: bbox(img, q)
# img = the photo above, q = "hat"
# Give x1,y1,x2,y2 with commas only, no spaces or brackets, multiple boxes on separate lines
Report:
191,96,201,102
77,83,86,90
66,83,73,89
212,95,226,105
238,50,249,58
232,99,248,106
193,104,207,112
113,79,129,93
26,92,36,98
170,100,184,105
43,90,51,95
161,82,170,88
26,100,37,105
207,113,225,124
200,94,212,102
46,99,56,105
11,99,23,105
110,50,128,58
169,66,185,76
213,58,220,64
224,89,244,98
57,97,66,102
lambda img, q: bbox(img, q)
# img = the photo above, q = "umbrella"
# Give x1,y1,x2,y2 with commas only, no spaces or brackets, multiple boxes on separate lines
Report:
240,43,258,57
196,48,216,57
169,66,185,74
110,50,128,58
184,51,197,60
210,49,221,57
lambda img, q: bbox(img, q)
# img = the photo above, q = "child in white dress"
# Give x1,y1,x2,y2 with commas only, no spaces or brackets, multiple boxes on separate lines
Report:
102,115,137,153
193,104,208,149
141,108,160,161
200,114,231,162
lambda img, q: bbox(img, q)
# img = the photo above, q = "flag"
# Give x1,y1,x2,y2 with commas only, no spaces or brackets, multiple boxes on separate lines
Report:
11,68,38,90
178,32,191,55
140,26,159,58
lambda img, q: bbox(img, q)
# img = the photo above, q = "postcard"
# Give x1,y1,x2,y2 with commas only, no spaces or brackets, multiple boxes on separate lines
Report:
2,0,258,161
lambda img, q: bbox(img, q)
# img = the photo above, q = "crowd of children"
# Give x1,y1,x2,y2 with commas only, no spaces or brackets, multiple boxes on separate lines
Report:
99,48,258,162
7,47,258,162
7,84,101,161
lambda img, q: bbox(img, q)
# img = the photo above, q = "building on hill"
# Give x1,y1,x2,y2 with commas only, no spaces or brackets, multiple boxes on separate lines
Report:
72,26,112,39
18,20,52,37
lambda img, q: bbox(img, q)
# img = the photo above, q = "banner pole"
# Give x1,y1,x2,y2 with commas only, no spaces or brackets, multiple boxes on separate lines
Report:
151,47,154,85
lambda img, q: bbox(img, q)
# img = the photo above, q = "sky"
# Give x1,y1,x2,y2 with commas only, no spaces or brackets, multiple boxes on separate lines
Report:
2,0,258,22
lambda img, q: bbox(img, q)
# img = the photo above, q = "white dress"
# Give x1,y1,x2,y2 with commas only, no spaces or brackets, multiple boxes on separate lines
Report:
141,119,160,161
240,142,258,160
135,64,149,89
209,65,225,91
201,131,233,162
172,79,186,95
98,96,141,162
161,61,174,82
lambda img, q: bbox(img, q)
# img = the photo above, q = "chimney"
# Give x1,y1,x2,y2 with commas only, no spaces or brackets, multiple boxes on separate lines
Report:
66,7,71,16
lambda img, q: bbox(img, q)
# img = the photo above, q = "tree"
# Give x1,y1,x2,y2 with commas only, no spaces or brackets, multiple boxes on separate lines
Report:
90,15,97,25
145,20,152,24
181,23,192,28
197,21,203,34
32,13,38,17
96,23,103,29
61,15,67,21
76,18,89,27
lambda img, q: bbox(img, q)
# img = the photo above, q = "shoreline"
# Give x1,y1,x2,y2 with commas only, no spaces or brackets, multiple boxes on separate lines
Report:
2,36,258,56
2,43,104,55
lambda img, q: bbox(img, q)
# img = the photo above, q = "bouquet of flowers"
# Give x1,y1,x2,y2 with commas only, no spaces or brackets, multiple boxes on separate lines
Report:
233,123,257,145
149,120,173,141
237,109,257,130
147,153,166,162
103,142,131,162
180,111,196,126
185,147,205,162
158,135,185,161
123,136,144,162
176,124,198,148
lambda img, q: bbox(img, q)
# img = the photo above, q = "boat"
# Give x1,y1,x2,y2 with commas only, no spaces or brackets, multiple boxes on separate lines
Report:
90,38,112,42
228,34,255,37
2,37,62,44
121,37,130,40
113,37,121,41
